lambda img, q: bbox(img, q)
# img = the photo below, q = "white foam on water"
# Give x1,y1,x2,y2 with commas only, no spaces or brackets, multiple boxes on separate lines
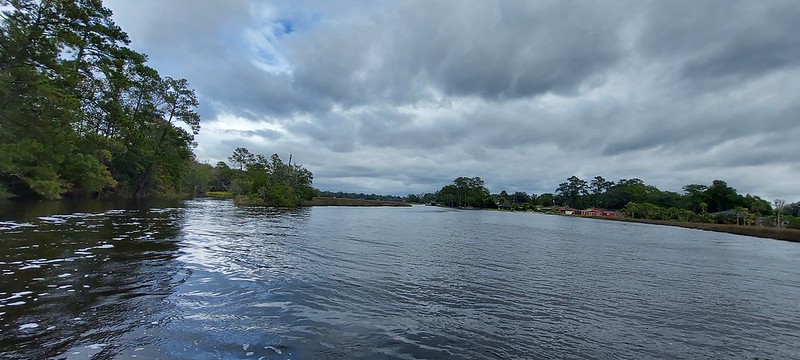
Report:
243,344,250,351
19,323,38,330
0,221,35,230
246,352,254,356
85,343,106,350
1,291,33,302
38,216,66,224
265,346,282,355
57,273,72,278
95,244,114,249
7,301,25,306
30,258,69,265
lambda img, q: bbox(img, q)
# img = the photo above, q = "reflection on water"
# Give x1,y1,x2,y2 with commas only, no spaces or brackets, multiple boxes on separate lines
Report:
1,198,800,359
0,200,185,359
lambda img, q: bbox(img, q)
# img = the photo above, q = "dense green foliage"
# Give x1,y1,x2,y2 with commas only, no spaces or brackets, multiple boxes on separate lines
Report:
215,147,314,207
551,176,773,215
549,175,791,227
404,192,436,204
622,202,708,222
1,0,200,199
434,177,495,208
425,174,795,229
488,190,537,211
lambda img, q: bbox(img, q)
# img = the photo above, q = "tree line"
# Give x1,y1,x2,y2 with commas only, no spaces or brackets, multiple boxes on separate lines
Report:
316,191,404,202
553,176,773,215
1,0,200,199
411,175,797,228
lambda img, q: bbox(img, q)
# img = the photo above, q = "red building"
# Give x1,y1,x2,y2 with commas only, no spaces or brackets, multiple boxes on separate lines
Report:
580,208,619,217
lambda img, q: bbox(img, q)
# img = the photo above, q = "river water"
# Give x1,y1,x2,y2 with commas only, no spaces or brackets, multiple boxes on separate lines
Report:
0,198,798,359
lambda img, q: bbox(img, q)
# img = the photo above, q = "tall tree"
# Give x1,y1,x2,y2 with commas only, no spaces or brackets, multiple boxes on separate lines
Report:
229,147,255,170
602,178,661,210
704,180,744,213
682,184,709,213
556,176,588,208
589,175,613,207
1,0,201,199
437,176,493,208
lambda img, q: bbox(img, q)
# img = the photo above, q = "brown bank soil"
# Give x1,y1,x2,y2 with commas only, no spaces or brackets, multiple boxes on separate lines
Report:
300,197,412,207
595,216,800,243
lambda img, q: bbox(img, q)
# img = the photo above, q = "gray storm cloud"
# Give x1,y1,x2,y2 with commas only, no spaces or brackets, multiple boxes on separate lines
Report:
105,0,800,200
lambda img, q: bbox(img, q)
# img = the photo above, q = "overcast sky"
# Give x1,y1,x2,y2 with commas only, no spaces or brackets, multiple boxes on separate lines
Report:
104,0,800,200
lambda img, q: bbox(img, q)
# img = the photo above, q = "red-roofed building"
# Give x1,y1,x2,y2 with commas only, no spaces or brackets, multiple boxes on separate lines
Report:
580,208,620,217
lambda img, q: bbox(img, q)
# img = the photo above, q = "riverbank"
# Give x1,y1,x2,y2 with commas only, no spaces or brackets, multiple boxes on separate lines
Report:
204,191,234,198
300,197,412,207
232,196,411,207
587,216,800,243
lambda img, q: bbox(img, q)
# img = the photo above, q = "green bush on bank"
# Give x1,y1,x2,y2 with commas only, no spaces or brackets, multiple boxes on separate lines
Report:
219,148,314,207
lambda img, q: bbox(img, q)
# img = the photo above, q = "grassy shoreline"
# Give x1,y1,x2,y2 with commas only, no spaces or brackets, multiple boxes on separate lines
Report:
582,215,800,243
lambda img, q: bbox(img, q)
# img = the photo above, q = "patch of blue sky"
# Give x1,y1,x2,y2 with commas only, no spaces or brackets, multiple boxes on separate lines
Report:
274,18,294,36
242,21,294,75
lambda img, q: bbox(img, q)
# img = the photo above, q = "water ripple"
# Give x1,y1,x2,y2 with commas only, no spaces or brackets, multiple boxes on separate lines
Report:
2,199,799,359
